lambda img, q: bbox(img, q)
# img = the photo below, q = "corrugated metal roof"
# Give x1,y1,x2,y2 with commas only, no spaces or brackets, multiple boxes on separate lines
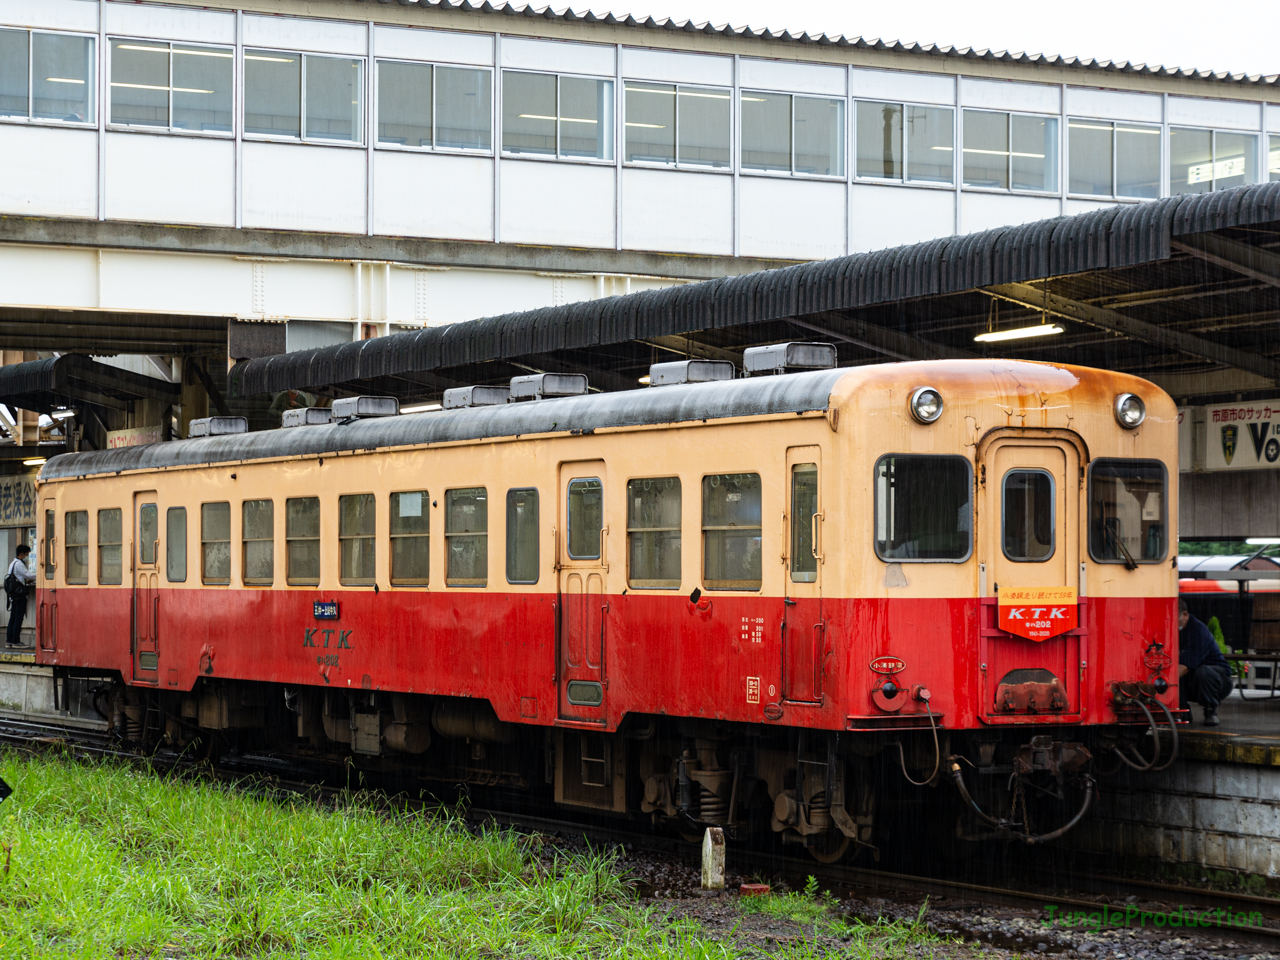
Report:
348,0,1280,87
230,181,1280,399
44,366,849,480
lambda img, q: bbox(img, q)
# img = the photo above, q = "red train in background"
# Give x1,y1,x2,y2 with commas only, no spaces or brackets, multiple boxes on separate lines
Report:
33,349,1181,860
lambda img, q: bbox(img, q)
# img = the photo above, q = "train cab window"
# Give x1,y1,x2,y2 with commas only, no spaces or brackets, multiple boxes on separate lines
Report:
567,478,603,560
1002,470,1054,562
65,511,89,584
874,455,972,561
702,473,762,590
506,488,539,584
139,504,158,565
1088,458,1167,564
43,509,54,581
390,491,429,585
339,494,375,585
167,507,187,582
286,497,320,586
201,502,231,585
445,487,487,586
243,499,274,585
97,509,122,585
627,477,680,589
790,464,818,583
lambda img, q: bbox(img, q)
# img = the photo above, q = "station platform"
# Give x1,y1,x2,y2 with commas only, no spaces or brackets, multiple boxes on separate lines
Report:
1180,690,1280,766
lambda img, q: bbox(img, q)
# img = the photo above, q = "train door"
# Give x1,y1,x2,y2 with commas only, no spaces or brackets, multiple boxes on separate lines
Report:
38,498,56,651
783,447,824,703
557,461,611,723
981,438,1082,719
132,491,160,684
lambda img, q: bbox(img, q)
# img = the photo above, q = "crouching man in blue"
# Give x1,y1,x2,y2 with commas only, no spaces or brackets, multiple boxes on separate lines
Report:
1178,598,1233,726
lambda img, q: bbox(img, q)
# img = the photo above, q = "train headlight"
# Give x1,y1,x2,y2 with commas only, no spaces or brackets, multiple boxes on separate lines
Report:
1114,393,1146,429
909,386,944,424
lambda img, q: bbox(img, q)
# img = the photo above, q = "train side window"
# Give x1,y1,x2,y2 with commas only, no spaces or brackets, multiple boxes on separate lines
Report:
97,508,122,585
201,502,231,585
286,497,320,586
339,494,376,585
627,477,680,589
445,487,487,586
139,503,158,565
874,455,972,562
1003,469,1055,562
43,509,54,580
1088,458,1167,564
65,511,89,584
390,491,429,585
702,473,761,590
167,507,187,582
506,488,539,584
243,499,274,586
790,464,818,583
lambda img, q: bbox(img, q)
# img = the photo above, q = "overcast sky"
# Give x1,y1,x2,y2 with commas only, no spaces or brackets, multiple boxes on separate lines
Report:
581,0,1280,79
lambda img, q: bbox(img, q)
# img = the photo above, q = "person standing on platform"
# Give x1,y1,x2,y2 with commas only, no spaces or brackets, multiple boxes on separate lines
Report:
1178,598,1233,726
5,544,35,648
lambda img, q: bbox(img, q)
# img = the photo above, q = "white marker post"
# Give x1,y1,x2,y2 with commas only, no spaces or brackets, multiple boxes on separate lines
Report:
701,826,725,892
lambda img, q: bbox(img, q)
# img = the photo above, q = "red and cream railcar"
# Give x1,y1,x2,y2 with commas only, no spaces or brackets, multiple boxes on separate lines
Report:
34,357,1179,857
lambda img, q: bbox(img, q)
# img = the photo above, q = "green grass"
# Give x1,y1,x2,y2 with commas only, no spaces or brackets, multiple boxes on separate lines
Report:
0,752,945,958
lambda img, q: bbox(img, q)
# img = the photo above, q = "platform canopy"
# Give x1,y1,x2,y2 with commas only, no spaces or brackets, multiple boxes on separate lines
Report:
0,354,181,416
230,181,1280,406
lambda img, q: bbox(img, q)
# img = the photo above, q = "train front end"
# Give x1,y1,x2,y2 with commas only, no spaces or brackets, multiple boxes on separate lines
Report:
828,359,1179,846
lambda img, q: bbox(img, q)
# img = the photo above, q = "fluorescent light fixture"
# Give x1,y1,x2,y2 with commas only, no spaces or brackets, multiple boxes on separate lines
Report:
46,77,85,84
962,148,1045,159
638,375,651,384
974,323,1064,343
22,458,47,467
400,402,442,414
624,122,666,129
117,44,168,53
1245,537,1280,545
51,409,76,420
174,48,233,58
245,54,297,63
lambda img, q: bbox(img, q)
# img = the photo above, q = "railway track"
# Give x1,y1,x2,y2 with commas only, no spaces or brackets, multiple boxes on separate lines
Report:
2,716,1277,950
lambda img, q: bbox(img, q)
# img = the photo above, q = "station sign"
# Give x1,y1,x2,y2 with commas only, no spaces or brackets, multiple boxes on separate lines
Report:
999,586,1078,641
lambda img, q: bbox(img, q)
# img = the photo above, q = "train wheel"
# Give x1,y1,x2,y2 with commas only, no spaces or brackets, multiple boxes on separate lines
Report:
805,831,850,864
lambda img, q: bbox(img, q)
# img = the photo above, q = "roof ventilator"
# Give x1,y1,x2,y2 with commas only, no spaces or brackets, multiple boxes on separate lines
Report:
648,359,736,386
508,373,589,401
331,396,400,420
442,385,512,409
280,407,333,428
743,342,838,376
188,416,248,438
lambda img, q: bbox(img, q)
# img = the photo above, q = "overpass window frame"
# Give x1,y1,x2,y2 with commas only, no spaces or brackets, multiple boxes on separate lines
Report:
376,59,493,154
244,48,365,145
107,37,234,135
854,99,955,185
623,81,731,171
0,27,97,127
501,69,615,163
1271,135,1280,182
1170,126,1257,195
741,89,845,179
1067,118,1161,200
962,109,1059,194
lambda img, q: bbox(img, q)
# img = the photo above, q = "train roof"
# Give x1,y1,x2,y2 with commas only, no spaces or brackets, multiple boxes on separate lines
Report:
40,366,852,481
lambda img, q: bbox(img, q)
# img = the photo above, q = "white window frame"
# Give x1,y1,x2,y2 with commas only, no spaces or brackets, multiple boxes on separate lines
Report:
852,97,956,189
961,108,1060,197
1065,116,1161,203
499,67,615,166
107,36,234,138
0,26,97,128
739,88,846,181
241,47,367,148
621,79,732,174
373,57,493,157
1168,124,1260,195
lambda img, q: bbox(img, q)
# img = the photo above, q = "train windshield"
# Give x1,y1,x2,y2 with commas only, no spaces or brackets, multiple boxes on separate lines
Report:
874,455,971,561
1088,458,1167,563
